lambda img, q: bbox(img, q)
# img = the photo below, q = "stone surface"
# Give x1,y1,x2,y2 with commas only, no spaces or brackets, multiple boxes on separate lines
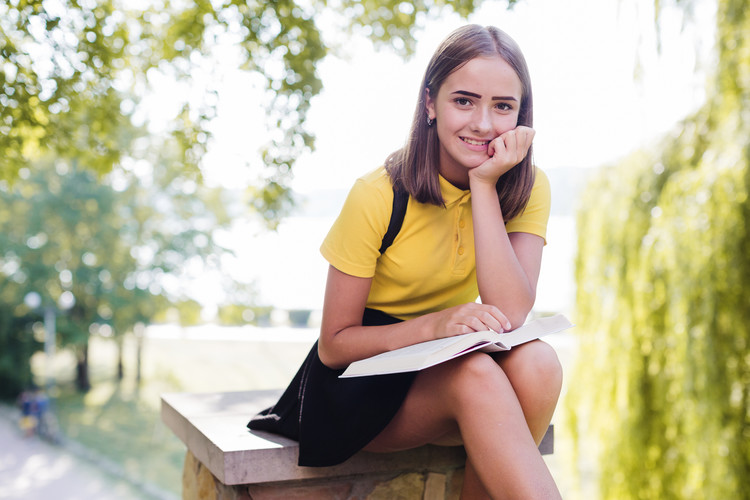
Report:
423,472,447,500
161,391,469,486
366,472,424,499
163,390,554,499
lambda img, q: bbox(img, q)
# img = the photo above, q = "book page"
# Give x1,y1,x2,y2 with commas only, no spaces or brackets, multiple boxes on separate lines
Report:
360,332,494,362
340,314,573,378
496,314,573,347
340,331,499,377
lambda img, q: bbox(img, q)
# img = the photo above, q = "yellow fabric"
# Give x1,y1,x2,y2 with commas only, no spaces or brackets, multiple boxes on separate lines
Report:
320,166,551,320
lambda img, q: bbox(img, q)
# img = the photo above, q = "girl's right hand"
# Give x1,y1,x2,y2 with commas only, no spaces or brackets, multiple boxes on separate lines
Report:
469,126,535,187
428,303,512,339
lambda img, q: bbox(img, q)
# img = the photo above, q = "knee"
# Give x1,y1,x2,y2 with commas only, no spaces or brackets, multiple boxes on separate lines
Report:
447,352,511,396
506,340,563,397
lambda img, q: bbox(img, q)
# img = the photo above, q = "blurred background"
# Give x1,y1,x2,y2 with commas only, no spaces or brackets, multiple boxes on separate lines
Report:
1,0,747,498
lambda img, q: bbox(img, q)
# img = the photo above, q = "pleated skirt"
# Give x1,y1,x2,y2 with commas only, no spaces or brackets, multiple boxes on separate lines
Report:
247,308,418,466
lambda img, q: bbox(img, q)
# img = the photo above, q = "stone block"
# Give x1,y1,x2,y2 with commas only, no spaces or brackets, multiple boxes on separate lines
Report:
163,390,553,500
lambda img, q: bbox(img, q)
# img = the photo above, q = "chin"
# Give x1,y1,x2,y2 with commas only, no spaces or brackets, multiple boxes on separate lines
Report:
464,158,488,169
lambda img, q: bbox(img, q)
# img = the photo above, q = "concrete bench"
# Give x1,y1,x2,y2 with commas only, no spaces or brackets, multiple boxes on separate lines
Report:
161,390,553,500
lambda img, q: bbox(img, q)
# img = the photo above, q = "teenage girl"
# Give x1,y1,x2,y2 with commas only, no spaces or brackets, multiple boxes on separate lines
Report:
250,24,563,500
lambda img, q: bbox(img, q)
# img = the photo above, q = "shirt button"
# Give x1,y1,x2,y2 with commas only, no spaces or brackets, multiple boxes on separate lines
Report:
459,220,466,228
457,247,465,256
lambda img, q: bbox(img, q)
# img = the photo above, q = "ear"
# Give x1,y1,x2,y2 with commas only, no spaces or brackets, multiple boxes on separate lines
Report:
424,87,436,121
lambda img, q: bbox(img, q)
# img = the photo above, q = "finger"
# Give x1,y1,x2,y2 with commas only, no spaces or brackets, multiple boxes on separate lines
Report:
502,129,517,153
463,315,491,333
521,129,534,154
463,310,505,333
476,310,505,333
490,133,509,157
501,130,519,164
449,323,475,336
483,305,512,331
516,127,535,156
516,125,535,137
448,304,510,334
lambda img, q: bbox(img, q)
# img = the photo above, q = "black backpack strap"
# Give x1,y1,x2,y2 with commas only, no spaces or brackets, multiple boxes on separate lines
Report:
378,185,409,255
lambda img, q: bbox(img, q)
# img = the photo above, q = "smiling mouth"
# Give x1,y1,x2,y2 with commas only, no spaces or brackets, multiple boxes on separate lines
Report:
461,137,490,146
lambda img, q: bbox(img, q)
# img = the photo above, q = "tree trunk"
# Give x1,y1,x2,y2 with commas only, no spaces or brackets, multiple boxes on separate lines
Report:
75,342,91,391
136,333,143,384
116,337,124,381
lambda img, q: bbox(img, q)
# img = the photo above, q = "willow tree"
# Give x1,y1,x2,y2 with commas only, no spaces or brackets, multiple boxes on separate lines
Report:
568,0,750,498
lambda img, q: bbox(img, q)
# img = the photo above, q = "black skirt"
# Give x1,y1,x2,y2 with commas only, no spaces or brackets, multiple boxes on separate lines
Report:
247,309,418,466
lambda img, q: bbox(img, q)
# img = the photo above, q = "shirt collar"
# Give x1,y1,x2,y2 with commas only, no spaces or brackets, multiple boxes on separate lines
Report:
438,174,472,206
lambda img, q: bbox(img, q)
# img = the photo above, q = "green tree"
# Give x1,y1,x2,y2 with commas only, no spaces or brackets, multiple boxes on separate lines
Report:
0,149,236,392
0,303,39,399
568,0,750,498
2,0,533,398
1,0,515,224
0,161,127,390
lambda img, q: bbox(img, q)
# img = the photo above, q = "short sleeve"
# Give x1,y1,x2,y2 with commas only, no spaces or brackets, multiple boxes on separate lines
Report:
505,168,551,243
320,175,392,278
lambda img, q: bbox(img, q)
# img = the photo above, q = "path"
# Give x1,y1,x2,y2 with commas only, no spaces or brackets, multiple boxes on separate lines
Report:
0,405,175,500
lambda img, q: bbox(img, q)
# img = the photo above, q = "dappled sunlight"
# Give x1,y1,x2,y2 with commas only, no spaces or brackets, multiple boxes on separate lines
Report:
1,0,741,498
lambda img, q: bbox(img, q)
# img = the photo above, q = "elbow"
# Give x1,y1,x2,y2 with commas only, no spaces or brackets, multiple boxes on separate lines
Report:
508,312,531,331
317,338,347,370
507,292,537,330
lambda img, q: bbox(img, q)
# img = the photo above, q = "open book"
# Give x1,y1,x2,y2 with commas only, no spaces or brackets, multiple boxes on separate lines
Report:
340,313,573,378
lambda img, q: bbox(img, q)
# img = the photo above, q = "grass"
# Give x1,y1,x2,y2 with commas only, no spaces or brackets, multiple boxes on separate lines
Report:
33,326,593,498
32,329,316,497
52,380,185,496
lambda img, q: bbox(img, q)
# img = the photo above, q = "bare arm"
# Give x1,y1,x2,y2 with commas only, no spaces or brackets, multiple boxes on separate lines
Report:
470,181,544,327
468,126,544,328
318,265,511,369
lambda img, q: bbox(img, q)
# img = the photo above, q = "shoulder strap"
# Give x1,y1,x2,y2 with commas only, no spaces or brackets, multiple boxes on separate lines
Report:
378,185,409,255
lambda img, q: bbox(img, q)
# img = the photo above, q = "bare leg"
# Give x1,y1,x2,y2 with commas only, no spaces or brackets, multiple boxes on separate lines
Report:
494,340,563,444
461,459,492,500
364,352,561,500
461,340,562,499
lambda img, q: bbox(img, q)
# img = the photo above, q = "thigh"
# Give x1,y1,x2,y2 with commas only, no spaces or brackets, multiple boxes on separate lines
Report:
362,359,461,452
363,351,516,452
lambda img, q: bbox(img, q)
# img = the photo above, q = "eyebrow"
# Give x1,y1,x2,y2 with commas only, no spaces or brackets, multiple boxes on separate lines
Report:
452,90,518,101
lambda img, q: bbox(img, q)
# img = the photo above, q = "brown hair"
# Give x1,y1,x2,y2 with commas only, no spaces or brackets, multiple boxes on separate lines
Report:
385,25,535,221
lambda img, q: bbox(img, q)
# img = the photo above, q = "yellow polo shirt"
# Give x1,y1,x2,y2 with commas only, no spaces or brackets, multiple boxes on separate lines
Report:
320,166,551,320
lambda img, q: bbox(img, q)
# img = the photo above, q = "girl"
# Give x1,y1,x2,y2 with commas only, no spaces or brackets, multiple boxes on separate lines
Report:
249,24,563,499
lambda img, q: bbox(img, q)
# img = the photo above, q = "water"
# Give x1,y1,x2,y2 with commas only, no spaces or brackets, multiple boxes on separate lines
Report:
200,213,576,319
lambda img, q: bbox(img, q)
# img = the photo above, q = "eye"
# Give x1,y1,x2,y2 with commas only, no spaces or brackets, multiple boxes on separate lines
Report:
495,102,513,112
454,97,472,107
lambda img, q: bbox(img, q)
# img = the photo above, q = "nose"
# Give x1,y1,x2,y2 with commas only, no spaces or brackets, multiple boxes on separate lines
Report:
470,107,492,134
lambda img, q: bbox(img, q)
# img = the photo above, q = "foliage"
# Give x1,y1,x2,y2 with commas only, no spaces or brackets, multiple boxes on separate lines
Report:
0,303,40,399
0,151,235,395
0,0,507,224
567,0,750,498
216,304,272,326
0,0,529,397
155,299,204,327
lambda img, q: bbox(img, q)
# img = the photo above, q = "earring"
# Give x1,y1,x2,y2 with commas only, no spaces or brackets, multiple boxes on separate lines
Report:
426,115,434,127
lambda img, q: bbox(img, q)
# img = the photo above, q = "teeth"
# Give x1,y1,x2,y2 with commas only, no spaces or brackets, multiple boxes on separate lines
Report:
463,138,488,146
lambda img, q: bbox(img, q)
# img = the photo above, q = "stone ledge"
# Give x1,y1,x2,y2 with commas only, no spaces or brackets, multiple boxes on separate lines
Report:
160,390,553,487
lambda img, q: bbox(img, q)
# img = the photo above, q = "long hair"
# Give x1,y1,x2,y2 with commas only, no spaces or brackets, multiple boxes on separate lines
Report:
385,25,535,221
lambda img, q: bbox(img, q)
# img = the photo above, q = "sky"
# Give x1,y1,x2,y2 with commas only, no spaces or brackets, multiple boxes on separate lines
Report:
147,0,718,314
201,0,716,194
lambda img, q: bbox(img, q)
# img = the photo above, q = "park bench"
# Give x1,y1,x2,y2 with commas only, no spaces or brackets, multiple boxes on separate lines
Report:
161,390,553,500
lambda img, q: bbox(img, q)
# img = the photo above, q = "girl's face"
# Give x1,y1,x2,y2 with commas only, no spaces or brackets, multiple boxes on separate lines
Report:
425,56,523,188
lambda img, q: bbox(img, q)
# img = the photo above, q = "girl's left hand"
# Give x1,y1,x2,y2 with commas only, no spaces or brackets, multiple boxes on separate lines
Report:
470,126,535,185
